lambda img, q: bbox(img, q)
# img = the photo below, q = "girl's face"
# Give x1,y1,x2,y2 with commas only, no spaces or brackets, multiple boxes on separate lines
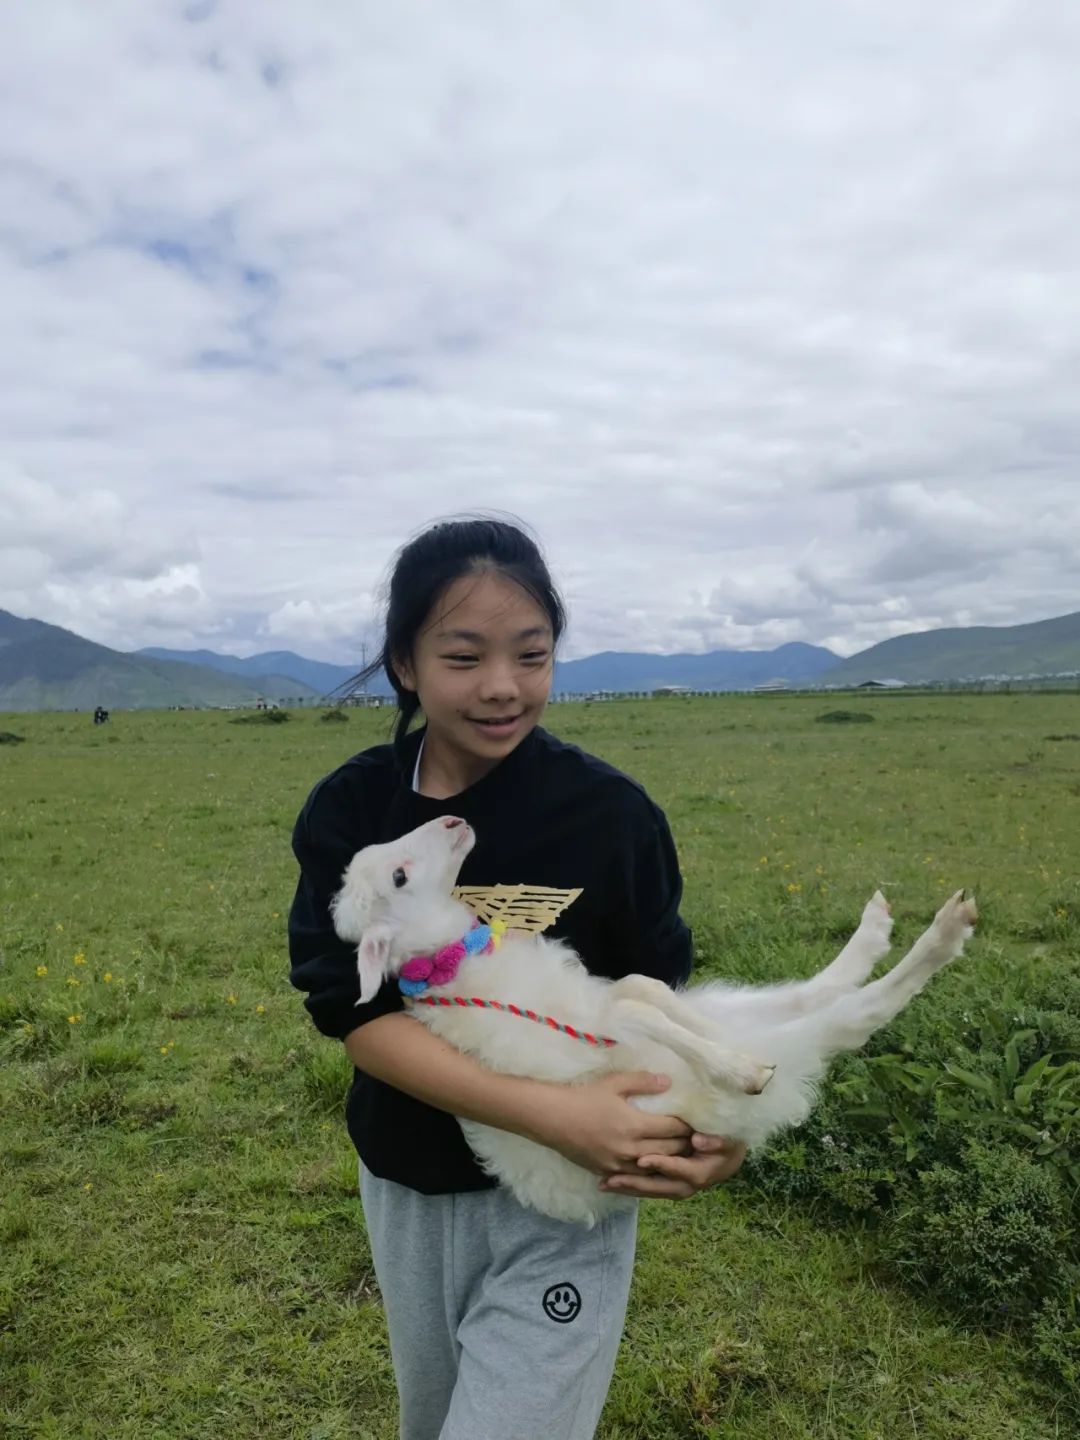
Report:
394,571,555,776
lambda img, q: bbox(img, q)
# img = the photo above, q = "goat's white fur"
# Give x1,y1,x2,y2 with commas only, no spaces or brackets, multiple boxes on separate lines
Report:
333,816,978,1226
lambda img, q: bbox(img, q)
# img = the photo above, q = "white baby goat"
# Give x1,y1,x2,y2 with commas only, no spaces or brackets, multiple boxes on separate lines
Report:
332,815,978,1226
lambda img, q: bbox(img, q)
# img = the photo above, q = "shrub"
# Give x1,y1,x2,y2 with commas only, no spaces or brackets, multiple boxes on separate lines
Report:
1033,1267,1080,1395
321,708,349,723
884,1139,1068,1321
815,710,874,724
0,731,26,744
229,709,290,725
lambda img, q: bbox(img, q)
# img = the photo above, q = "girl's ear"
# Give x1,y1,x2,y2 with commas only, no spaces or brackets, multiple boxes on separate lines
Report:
391,650,416,693
356,924,394,1005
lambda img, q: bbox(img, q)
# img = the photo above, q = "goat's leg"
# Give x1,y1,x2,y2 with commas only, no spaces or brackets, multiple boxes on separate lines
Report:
613,974,781,1056
793,889,894,1005
611,974,728,1040
685,891,895,1030
613,891,891,1042
797,890,977,1055
608,997,775,1094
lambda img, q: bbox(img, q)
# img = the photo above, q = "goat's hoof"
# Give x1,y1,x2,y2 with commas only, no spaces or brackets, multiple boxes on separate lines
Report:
935,888,979,928
748,1063,776,1095
869,889,892,917
932,889,979,949
727,1057,776,1094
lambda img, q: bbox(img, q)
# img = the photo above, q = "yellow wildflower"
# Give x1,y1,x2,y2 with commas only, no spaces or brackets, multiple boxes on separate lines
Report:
55,923,64,933
73,953,86,965
255,1004,266,1015
68,1014,81,1024
36,965,48,977
66,976,80,988
787,883,802,894
227,993,237,1005
103,973,113,983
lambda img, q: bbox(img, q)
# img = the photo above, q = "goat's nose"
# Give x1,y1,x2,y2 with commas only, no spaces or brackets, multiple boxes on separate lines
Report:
442,817,463,829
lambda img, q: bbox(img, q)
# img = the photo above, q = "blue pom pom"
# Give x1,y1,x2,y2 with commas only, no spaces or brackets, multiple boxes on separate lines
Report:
463,925,492,955
399,977,428,997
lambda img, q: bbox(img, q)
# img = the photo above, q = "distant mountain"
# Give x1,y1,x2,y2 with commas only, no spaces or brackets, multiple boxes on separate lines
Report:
137,646,375,696
0,610,320,711
16,602,1080,711
141,639,839,696
819,610,1080,685
552,642,838,692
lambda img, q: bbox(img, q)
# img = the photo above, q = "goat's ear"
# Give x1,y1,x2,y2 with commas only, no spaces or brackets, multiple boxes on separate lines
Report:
356,925,393,1005
331,867,372,944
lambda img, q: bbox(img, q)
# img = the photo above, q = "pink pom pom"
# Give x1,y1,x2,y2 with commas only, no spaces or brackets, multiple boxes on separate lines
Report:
440,940,467,964
401,956,434,981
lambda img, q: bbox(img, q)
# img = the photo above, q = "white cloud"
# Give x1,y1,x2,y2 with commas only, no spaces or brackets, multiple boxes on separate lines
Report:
1,2,1079,662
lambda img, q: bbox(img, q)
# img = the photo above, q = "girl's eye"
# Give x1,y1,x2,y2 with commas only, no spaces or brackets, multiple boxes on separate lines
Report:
443,654,478,664
392,867,408,889
522,651,549,663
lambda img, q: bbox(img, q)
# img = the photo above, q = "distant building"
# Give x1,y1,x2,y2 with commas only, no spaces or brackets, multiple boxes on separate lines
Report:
753,679,789,693
652,685,691,697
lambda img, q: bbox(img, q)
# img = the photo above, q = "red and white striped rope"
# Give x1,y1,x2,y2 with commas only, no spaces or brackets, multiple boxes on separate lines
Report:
408,993,618,1048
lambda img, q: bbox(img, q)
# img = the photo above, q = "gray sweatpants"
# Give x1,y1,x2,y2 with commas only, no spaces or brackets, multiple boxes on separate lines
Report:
359,1164,638,1440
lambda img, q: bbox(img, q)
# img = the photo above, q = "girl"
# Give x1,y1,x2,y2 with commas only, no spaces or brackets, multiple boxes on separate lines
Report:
288,518,745,1440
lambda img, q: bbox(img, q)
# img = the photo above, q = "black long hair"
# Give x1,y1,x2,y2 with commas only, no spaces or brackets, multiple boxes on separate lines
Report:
352,516,567,763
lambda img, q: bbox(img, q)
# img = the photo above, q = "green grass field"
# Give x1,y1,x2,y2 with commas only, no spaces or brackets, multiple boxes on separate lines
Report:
2,694,1078,1438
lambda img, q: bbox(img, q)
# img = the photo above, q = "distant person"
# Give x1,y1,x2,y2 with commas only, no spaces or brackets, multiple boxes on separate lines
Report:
288,517,745,1439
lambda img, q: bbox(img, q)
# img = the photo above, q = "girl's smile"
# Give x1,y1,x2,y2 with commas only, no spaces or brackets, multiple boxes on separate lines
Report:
468,713,524,739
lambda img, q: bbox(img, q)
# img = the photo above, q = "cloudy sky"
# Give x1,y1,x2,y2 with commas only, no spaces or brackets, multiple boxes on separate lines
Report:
2,2,1079,662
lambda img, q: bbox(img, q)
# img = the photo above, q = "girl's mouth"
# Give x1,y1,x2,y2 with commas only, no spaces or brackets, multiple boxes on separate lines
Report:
469,715,522,738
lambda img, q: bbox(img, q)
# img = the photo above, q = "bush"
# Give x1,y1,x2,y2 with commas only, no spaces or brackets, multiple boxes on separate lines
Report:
744,987,1080,1389
1033,1267,1080,1394
0,731,26,744
229,709,290,725
321,708,349,723
884,1139,1068,1322
815,710,874,724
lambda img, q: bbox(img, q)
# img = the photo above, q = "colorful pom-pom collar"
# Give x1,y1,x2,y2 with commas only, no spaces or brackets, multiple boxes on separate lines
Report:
398,918,507,997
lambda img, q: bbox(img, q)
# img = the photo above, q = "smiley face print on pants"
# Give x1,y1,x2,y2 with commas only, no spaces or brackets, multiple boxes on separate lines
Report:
541,1282,582,1323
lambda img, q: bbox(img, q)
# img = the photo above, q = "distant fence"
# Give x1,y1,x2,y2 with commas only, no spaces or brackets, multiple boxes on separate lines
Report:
545,677,1080,702
313,676,1080,708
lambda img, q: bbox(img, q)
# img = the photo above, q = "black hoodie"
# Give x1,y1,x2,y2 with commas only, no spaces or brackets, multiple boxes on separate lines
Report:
288,723,693,1194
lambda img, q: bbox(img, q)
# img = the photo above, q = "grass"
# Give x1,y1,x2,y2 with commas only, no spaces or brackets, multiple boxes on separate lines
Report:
1,693,1078,1437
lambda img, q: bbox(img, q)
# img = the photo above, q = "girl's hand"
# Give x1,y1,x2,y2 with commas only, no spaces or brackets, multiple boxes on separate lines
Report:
531,1071,693,1177
598,1133,747,1200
